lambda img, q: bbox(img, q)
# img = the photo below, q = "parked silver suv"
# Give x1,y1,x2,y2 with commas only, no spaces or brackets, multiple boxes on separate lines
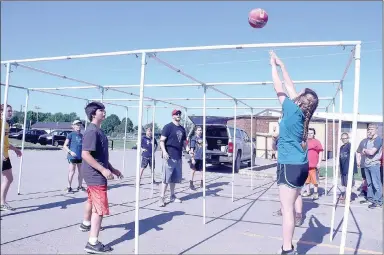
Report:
186,116,256,173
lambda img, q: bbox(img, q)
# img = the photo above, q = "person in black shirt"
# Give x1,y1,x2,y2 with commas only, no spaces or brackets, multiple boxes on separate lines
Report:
339,133,357,202
139,127,158,184
158,109,187,207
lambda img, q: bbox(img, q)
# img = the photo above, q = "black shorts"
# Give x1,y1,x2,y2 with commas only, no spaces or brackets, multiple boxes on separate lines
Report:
141,157,155,169
2,158,12,171
190,159,203,171
68,159,82,164
276,163,309,189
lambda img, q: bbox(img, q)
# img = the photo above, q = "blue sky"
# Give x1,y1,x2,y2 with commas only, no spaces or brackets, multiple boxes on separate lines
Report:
1,1,382,127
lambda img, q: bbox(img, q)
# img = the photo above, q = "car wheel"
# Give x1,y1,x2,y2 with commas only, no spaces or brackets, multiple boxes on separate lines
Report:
53,141,59,147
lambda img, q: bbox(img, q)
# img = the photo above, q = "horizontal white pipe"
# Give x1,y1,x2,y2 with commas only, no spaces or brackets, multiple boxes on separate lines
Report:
1,41,360,64
30,86,97,91
27,80,340,91
0,83,28,90
91,97,333,102
104,80,340,88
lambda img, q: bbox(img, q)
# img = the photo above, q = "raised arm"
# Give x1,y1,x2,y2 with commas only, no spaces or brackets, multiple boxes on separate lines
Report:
270,51,298,100
269,51,287,105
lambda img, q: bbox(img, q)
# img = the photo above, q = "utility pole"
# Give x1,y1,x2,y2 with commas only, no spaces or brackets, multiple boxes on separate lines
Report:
34,106,41,122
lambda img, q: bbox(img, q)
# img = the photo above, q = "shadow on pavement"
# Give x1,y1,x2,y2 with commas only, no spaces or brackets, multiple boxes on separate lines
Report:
105,211,185,247
297,215,330,255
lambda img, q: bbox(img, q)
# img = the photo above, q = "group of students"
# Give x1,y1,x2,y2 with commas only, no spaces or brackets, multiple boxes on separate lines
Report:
2,50,375,255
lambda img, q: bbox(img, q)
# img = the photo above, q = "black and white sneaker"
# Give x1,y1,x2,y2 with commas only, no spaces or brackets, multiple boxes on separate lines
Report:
0,203,15,211
84,241,113,254
276,245,297,255
79,223,105,232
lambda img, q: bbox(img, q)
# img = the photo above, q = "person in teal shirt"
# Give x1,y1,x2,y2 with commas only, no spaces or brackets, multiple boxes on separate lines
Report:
270,51,319,255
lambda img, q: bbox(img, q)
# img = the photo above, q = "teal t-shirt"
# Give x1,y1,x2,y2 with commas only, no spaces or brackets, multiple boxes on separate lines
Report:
277,97,308,164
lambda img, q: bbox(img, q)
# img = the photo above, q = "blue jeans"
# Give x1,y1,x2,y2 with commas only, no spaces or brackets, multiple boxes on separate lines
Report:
365,165,383,205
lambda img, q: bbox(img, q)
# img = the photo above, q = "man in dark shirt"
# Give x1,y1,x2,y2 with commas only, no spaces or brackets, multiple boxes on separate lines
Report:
79,102,123,254
356,130,369,198
139,127,158,184
339,133,357,202
159,109,187,207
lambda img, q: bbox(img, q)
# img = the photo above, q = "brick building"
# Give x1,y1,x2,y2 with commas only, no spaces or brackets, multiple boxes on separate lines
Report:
226,109,383,160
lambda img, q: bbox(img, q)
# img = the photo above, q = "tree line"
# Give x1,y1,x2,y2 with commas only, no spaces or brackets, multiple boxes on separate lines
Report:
10,110,162,136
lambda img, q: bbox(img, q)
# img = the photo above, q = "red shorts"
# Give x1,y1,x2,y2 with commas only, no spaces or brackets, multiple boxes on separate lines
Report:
305,168,318,185
87,185,110,216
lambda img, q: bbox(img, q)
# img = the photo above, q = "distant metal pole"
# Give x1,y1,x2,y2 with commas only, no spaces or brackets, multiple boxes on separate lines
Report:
134,52,147,255
122,107,129,175
250,108,254,190
325,107,329,195
84,100,89,129
17,89,29,195
231,100,237,202
202,86,207,224
151,101,156,198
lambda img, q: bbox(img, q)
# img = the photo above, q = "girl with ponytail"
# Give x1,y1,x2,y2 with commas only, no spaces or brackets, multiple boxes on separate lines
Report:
269,51,319,255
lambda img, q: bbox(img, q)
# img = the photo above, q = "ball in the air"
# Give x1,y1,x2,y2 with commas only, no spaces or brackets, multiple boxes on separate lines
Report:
248,8,268,28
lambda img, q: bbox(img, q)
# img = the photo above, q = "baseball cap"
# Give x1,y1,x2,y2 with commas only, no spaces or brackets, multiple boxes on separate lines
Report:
72,120,82,125
172,109,181,116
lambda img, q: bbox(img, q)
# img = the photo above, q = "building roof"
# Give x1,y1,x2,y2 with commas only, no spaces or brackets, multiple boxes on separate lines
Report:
31,122,74,130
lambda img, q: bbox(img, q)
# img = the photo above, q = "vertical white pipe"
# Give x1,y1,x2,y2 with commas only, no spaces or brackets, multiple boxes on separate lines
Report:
84,100,89,130
122,107,128,175
330,100,337,242
134,52,147,255
202,86,207,224
325,107,329,195
184,109,187,129
0,63,12,171
250,108,254,190
340,43,361,254
151,101,156,198
231,100,237,202
335,83,343,189
17,89,29,195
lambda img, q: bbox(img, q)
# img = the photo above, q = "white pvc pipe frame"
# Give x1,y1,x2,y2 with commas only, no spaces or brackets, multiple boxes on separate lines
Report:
0,40,361,255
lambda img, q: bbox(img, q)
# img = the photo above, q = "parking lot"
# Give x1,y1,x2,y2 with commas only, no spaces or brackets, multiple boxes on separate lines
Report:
1,150,382,254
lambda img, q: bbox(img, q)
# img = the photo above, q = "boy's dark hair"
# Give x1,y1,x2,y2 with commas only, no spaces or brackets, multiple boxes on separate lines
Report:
85,101,105,121
308,128,316,135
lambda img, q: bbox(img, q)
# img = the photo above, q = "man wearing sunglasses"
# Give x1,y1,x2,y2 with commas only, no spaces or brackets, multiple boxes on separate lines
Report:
158,109,187,207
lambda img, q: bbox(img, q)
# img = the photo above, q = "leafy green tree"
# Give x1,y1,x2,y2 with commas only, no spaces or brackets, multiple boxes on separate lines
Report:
101,114,121,135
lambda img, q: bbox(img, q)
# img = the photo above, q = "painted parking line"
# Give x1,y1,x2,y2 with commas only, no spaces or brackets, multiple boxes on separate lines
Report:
242,231,382,255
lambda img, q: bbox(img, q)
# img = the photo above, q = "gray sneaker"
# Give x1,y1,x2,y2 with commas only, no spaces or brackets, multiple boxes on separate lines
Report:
158,197,166,207
0,203,15,211
169,195,182,203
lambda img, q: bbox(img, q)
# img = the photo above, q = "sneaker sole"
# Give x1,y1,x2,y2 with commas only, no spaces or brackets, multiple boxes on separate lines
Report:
79,226,105,232
84,248,113,254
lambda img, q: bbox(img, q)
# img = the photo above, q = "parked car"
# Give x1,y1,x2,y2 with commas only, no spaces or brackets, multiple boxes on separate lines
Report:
23,129,47,144
187,116,256,173
9,130,24,139
9,127,23,134
38,130,72,146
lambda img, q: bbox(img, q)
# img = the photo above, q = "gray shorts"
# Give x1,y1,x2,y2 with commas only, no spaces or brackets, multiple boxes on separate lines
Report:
162,158,182,184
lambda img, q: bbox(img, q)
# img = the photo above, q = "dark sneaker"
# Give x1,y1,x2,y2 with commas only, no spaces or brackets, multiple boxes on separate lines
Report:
0,203,15,211
158,197,165,207
66,187,73,193
79,223,91,232
295,215,303,227
368,203,382,209
84,241,113,254
77,186,86,192
277,245,297,254
79,223,105,232
360,200,369,204
189,181,195,190
169,195,182,203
